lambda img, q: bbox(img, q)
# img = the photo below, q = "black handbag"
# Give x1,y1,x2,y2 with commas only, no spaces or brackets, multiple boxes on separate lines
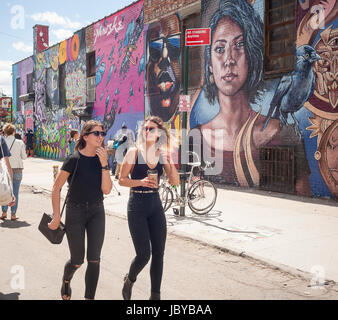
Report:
38,155,80,244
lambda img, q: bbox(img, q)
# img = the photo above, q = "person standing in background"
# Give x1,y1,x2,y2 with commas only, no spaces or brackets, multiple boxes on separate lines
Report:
1,124,26,221
15,133,22,140
113,124,135,180
68,129,79,156
25,128,34,157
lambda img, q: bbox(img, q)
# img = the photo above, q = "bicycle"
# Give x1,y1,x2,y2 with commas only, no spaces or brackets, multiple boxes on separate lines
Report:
159,151,217,215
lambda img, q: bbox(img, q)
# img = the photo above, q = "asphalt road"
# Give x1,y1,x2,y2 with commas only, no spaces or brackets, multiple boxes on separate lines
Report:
1,185,338,300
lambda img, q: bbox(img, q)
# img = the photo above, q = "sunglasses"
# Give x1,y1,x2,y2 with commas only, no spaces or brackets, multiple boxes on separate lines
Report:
149,36,181,62
86,131,107,137
143,126,157,132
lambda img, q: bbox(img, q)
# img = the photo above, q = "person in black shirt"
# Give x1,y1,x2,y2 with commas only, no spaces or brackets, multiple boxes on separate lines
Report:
25,129,34,157
48,120,112,300
119,116,179,300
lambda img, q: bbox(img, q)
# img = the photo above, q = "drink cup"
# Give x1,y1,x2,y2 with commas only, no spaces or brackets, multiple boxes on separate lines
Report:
147,169,158,188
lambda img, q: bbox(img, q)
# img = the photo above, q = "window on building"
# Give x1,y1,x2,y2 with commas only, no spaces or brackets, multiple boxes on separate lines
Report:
59,63,66,107
264,0,296,77
26,73,33,93
182,13,201,89
86,51,96,103
86,52,96,77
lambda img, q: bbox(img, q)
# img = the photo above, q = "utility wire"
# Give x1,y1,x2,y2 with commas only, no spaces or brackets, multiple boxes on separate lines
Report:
0,31,27,41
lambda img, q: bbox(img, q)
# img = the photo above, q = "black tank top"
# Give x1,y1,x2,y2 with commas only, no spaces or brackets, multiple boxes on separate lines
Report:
131,149,163,191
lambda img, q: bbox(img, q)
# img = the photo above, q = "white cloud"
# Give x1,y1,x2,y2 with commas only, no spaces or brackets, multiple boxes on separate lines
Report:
0,60,13,96
0,61,13,72
12,41,33,53
29,11,82,30
52,29,74,41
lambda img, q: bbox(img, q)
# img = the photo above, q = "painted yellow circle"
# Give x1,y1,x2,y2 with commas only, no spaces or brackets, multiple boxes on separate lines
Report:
71,34,80,61
59,40,67,65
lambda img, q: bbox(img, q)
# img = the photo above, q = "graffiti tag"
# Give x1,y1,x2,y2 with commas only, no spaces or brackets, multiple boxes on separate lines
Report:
94,16,124,44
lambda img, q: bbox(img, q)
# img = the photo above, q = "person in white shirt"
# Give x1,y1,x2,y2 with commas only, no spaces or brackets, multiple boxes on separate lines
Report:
1,123,27,221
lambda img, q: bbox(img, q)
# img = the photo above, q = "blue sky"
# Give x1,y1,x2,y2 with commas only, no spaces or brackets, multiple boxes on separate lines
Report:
0,0,136,96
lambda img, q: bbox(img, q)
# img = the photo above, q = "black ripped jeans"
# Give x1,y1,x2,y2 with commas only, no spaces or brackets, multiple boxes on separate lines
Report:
63,200,105,300
127,192,167,294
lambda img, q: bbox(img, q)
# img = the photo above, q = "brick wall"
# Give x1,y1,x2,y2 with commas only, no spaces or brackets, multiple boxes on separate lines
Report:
144,0,199,23
85,25,94,53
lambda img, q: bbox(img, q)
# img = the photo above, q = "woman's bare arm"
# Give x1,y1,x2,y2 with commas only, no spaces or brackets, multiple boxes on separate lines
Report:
49,170,69,230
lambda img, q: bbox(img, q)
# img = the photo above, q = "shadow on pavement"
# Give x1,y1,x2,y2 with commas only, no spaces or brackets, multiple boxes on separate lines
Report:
0,220,31,229
166,208,223,227
0,292,20,300
166,209,262,234
214,183,338,208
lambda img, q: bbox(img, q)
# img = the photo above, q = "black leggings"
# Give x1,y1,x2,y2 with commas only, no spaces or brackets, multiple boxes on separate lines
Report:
127,192,167,294
64,201,105,299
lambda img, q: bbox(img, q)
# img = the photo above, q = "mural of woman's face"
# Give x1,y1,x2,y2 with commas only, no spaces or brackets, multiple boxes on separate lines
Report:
209,17,248,97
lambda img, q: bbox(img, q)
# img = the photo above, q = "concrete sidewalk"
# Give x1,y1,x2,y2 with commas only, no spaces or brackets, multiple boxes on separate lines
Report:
21,157,338,284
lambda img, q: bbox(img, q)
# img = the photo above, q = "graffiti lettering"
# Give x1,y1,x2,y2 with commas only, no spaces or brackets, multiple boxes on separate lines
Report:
94,16,124,44
34,81,46,123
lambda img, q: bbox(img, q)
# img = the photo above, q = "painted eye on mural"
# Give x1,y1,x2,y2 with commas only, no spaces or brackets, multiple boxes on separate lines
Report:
166,37,180,60
214,46,225,54
149,36,180,62
305,53,310,59
149,43,162,62
235,41,244,50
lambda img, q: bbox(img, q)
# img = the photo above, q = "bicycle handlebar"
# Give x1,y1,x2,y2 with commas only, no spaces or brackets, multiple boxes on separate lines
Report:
186,151,215,171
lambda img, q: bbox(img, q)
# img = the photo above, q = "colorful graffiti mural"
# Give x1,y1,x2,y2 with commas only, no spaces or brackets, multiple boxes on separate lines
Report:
33,40,82,160
0,97,12,122
34,114,81,160
93,0,145,140
64,30,87,115
145,15,181,123
297,0,338,199
12,56,34,135
188,0,329,197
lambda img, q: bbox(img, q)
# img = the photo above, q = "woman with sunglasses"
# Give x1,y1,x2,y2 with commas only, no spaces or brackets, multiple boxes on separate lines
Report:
119,116,179,300
49,120,112,300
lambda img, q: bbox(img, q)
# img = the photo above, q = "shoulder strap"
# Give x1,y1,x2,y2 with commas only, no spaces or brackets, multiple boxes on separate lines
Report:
60,152,80,218
9,138,15,151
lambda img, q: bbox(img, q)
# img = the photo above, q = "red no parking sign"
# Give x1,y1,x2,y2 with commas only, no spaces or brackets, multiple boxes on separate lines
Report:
185,28,211,46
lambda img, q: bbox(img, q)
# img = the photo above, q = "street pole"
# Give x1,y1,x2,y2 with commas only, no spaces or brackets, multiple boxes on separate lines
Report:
180,44,189,216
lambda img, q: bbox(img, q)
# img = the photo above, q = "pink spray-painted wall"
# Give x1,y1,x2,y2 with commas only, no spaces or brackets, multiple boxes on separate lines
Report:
93,0,145,140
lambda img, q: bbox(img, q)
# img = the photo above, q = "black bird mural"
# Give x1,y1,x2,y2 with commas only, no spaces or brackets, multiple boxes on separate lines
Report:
262,45,321,136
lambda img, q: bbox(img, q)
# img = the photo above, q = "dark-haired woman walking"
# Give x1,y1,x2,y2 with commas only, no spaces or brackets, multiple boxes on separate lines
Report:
49,120,112,300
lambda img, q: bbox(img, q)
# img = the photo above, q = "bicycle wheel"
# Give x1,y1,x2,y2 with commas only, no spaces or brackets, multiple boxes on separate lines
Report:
159,186,173,212
188,180,217,215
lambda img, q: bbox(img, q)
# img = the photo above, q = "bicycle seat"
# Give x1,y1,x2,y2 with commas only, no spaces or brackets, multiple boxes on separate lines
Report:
178,171,190,179
187,162,201,167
